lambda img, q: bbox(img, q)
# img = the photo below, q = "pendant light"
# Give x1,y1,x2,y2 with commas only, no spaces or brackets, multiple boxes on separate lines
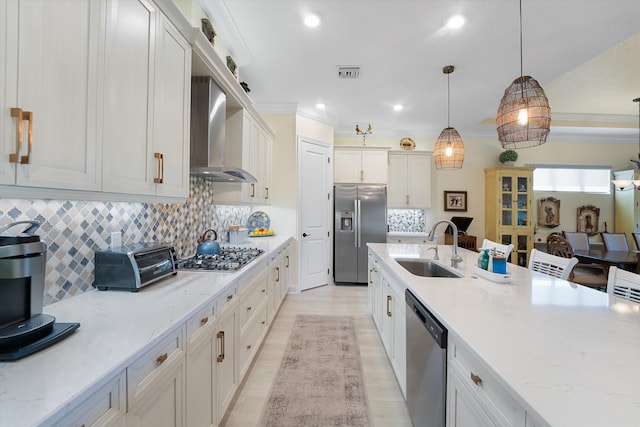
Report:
611,97,640,190
434,65,464,170
496,0,551,148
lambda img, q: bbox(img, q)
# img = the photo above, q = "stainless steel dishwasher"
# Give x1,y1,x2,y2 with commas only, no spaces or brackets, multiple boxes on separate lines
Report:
405,289,447,427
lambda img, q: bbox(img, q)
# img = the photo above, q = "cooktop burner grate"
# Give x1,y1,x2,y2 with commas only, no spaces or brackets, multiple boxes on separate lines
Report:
177,247,264,272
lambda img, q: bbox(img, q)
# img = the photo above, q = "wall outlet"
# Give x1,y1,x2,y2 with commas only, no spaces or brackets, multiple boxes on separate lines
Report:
110,231,122,249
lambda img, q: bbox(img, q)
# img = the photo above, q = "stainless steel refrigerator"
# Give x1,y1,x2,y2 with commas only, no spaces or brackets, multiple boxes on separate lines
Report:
334,184,387,284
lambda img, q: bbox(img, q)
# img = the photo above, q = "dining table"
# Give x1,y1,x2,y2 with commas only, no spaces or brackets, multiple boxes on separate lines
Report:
573,249,639,273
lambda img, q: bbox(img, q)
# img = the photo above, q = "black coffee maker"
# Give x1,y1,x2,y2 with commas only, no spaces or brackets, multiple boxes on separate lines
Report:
0,220,79,360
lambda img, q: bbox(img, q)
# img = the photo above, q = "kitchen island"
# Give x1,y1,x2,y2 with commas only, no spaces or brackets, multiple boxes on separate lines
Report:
0,235,292,427
369,243,640,427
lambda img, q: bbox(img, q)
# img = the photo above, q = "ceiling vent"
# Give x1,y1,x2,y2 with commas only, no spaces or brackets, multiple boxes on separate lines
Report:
337,66,360,79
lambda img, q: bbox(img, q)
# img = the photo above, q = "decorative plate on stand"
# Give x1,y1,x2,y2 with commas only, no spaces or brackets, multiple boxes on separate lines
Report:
247,211,270,233
400,137,416,150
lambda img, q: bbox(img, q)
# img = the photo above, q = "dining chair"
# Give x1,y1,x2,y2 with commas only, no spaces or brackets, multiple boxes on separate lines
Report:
632,233,640,251
481,239,514,259
547,235,607,290
607,266,640,304
562,231,591,251
528,249,578,280
600,233,630,252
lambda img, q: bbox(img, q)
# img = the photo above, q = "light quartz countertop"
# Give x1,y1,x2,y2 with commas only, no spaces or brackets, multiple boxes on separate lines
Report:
368,243,640,427
0,235,292,427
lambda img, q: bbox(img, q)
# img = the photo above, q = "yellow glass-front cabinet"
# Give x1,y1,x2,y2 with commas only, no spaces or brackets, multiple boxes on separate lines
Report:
485,167,534,267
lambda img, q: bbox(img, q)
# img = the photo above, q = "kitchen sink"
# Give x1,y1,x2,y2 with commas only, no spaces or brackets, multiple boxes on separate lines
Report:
394,258,463,278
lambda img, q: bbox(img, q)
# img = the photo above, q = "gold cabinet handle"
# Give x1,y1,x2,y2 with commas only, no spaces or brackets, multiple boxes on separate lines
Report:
154,152,164,183
276,266,280,282
227,294,233,301
9,108,33,164
360,170,364,182
265,187,269,200
406,195,409,205
247,305,252,311
386,295,392,317
156,352,168,364
285,255,289,268
200,316,209,325
246,344,251,350
250,183,255,197
262,288,266,293
470,372,482,386
261,320,266,325
217,331,225,362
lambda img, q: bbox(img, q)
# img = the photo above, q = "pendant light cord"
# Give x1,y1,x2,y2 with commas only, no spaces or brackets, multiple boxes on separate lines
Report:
636,97,640,160
447,72,451,127
519,0,523,80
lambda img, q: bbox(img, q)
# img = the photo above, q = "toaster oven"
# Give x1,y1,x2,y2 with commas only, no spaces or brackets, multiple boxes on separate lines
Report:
94,243,177,291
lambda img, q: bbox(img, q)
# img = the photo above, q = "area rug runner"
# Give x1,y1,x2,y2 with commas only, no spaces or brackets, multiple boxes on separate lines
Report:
259,314,372,427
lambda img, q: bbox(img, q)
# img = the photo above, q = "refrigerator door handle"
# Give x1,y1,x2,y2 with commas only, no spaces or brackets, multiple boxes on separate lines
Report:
353,199,358,247
357,199,362,247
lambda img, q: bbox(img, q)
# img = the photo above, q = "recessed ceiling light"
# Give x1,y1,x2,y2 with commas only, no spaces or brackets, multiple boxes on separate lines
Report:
446,14,466,30
393,104,404,111
304,14,320,28
316,103,326,109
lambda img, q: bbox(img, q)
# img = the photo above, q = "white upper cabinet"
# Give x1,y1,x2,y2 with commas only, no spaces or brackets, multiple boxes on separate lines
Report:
387,151,432,208
1,0,191,200
1,0,103,190
102,0,190,198
334,146,389,184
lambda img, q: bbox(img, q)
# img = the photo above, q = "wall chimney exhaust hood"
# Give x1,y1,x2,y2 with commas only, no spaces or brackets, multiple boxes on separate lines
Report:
190,76,256,183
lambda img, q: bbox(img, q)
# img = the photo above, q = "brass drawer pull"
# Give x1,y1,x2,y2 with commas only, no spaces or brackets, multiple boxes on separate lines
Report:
261,320,266,325
250,183,255,197
285,255,289,268
217,331,225,362
227,294,233,301
386,295,392,317
276,266,280,282
470,372,482,386
247,306,252,311
265,187,269,199
200,316,209,325
9,108,33,164
154,152,164,183
247,344,251,350
262,288,266,293
156,352,168,364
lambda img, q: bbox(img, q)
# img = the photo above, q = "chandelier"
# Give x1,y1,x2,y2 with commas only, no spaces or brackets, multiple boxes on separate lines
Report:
434,65,464,170
496,0,551,148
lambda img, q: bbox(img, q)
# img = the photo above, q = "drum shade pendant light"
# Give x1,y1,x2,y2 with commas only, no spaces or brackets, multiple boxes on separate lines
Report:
611,97,640,190
496,0,551,148
434,65,464,170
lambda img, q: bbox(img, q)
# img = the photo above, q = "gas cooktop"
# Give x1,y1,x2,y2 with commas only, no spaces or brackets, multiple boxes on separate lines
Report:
177,247,264,272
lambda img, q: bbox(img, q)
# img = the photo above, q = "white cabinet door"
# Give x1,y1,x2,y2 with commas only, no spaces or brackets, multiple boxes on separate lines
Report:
361,150,388,184
126,357,185,427
387,154,408,207
153,14,191,198
380,276,393,355
216,306,237,423
259,128,272,204
102,0,157,195
1,0,102,190
390,283,406,396
447,370,497,427
388,152,432,208
334,149,362,183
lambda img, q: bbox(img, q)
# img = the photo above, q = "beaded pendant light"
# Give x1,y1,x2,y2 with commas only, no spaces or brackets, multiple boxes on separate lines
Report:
434,65,464,170
496,0,551,148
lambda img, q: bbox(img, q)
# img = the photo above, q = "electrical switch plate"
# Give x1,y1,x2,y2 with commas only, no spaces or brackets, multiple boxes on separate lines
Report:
110,231,122,249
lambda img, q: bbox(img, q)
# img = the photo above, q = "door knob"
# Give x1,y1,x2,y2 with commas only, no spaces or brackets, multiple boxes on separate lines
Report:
303,233,310,237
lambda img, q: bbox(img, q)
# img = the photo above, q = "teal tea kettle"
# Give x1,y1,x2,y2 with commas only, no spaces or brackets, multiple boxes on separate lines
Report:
196,229,220,255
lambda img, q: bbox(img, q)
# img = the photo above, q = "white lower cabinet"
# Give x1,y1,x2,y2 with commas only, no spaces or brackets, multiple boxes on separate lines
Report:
53,371,126,427
267,244,290,324
185,302,218,427
447,335,526,427
215,290,238,423
368,251,407,396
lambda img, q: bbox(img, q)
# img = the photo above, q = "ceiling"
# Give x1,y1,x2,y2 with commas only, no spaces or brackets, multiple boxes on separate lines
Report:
203,0,640,142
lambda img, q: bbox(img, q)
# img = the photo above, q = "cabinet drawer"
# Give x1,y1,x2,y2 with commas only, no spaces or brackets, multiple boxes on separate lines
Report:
127,327,184,408
217,285,237,316
54,371,126,427
185,301,216,348
239,303,268,377
449,336,524,426
238,274,268,332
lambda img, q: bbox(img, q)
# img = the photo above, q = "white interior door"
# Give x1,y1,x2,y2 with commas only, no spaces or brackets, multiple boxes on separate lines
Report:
298,138,331,291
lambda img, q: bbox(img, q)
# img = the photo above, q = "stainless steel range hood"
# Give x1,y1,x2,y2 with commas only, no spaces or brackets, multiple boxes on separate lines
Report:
190,76,256,183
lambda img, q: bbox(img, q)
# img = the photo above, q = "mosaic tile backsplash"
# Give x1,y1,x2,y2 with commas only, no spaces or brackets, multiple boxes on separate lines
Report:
0,178,251,305
388,209,426,233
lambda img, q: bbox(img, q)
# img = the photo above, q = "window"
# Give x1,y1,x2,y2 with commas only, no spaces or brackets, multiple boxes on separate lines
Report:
532,166,611,194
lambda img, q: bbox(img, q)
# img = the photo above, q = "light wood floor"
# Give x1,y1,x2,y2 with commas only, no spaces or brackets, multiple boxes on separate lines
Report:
221,284,412,426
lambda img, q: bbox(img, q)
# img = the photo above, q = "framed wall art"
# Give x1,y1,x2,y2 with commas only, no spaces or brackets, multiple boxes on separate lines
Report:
444,191,467,212
538,197,560,228
577,205,599,235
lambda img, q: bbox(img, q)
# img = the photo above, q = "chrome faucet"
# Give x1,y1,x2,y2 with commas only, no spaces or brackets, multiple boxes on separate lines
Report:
428,220,464,268
427,246,439,260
